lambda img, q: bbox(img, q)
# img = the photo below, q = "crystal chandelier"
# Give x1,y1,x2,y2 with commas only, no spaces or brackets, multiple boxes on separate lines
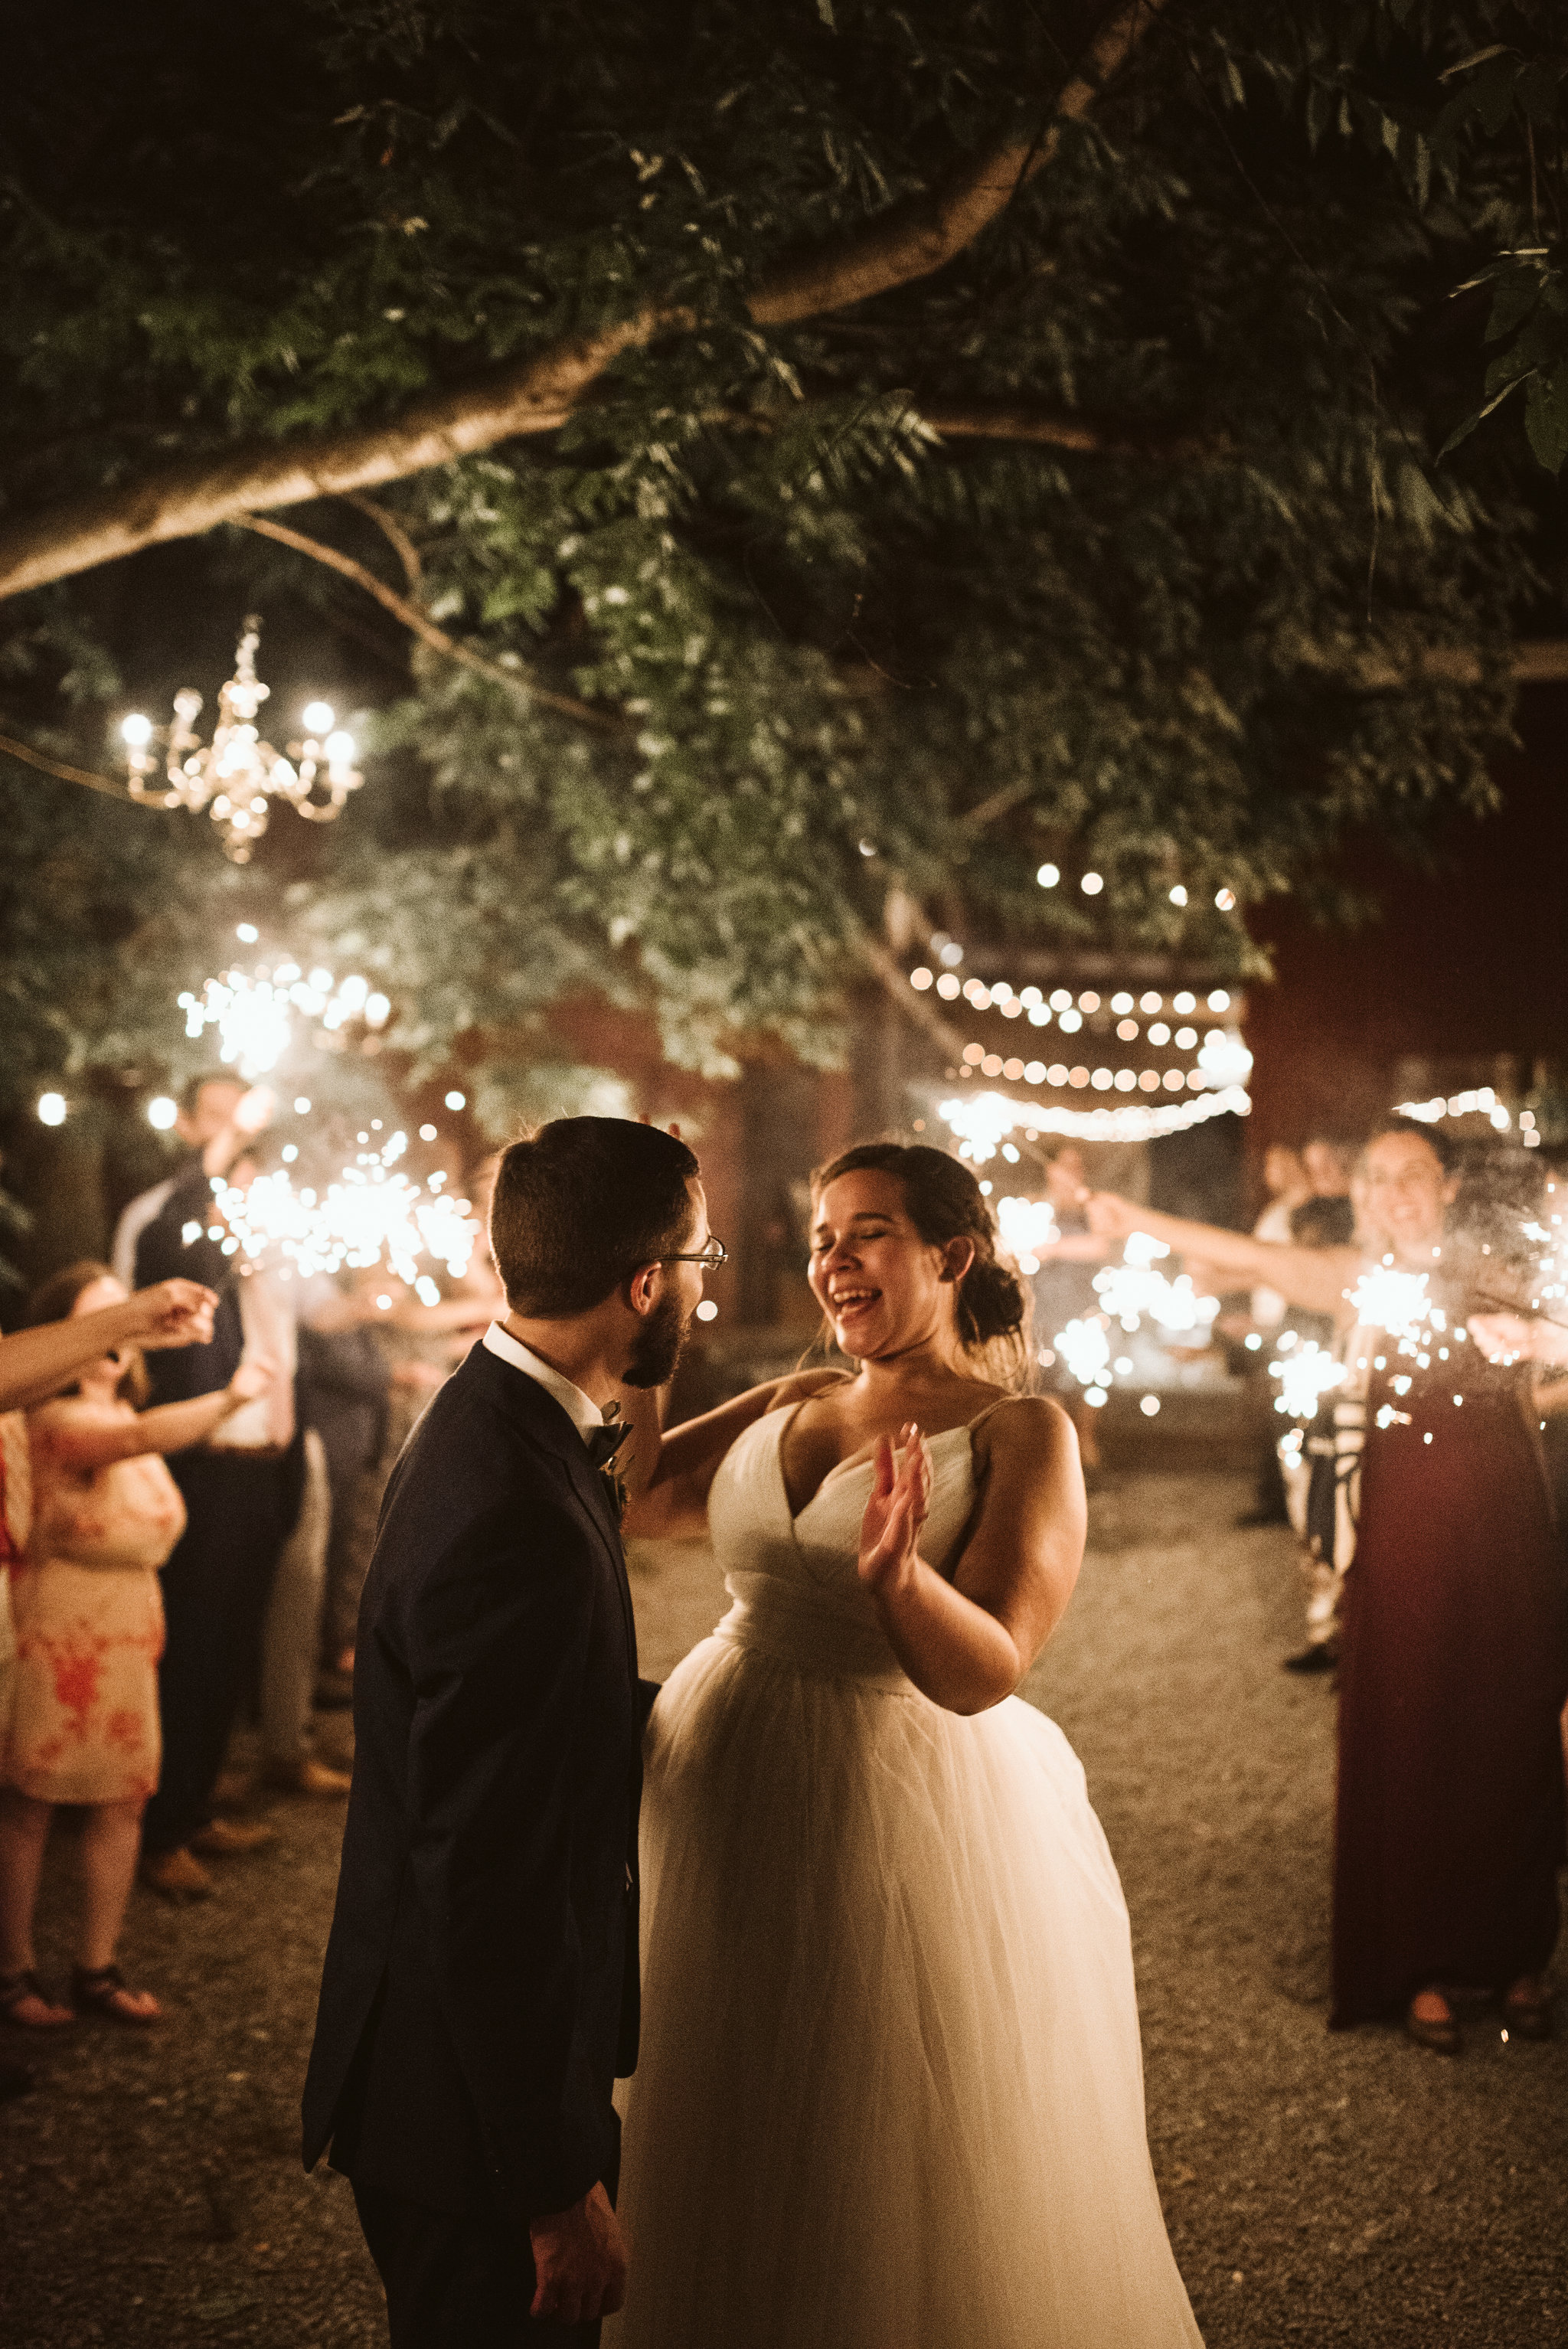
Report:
121,618,364,863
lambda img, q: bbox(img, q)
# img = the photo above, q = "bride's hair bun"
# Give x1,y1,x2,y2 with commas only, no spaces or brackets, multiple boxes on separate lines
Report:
810,1142,1031,1385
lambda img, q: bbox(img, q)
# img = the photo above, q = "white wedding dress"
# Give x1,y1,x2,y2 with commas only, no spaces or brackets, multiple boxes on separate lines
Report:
610,1406,1203,2348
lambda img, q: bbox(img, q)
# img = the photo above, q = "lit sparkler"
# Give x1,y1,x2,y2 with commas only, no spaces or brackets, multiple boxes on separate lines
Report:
1044,1230,1219,1407
1344,1263,1439,1342
204,1134,479,1284
1269,1337,1347,1419
1093,1232,1220,1340
1053,1317,1112,1393
995,1195,1060,1276
178,952,392,1080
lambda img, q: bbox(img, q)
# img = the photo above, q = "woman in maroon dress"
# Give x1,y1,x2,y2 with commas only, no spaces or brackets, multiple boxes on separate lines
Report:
1088,1119,1568,2052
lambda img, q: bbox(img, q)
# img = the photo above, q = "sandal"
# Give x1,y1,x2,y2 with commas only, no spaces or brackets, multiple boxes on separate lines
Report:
0,1967,74,2030
70,1964,159,2027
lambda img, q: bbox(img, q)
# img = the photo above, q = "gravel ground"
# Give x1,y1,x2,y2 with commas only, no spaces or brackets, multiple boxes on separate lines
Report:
2,1468,1563,2348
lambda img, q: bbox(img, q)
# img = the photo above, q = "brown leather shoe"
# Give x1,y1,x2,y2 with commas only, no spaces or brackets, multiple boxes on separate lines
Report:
139,1847,214,1903
1502,1978,1556,2040
1405,1993,1461,2055
188,1817,276,1858
263,1755,353,1799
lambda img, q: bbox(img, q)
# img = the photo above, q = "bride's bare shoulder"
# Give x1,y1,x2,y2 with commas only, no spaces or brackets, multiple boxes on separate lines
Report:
972,1393,1076,1453
767,1368,854,1414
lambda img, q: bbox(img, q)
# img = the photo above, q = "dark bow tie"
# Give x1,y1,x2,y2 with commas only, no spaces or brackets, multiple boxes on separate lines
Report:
586,1419,628,1471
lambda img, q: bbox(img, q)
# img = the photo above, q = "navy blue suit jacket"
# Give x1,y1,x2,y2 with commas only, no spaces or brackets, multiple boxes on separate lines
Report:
302,1341,648,2221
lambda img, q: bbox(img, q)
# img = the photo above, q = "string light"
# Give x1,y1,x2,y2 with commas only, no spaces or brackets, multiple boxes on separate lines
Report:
939,1085,1251,1152
1395,1086,1512,1133
37,1093,67,1126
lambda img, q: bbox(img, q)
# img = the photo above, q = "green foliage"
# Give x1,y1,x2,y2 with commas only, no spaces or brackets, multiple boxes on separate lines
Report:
0,0,1557,1109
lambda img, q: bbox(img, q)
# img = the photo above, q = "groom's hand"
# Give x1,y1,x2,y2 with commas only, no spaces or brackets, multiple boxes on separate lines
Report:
528,2181,629,2324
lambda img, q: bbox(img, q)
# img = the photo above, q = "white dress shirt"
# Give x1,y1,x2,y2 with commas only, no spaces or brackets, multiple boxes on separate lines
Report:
110,1176,177,1288
482,1322,604,1448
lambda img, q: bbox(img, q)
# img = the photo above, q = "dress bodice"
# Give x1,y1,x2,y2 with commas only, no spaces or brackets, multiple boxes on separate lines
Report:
706,1408,988,1690
24,1408,186,1575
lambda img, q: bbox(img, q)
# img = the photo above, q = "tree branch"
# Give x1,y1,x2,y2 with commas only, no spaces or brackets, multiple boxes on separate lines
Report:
703,397,1219,459
0,1,1169,603
750,0,1170,327
0,728,149,805
916,402,1220,460
341,492,423,591
233,515,622,730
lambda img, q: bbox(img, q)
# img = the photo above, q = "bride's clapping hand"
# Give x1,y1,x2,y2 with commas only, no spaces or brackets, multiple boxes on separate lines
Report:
858,1423,930,1599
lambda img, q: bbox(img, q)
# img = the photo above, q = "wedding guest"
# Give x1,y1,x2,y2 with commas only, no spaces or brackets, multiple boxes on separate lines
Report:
1277,1191,1357,1674
1233,1145,1313,1527
257,1425,351,1798
1089,1118,1568,2052
135,1148,304,1900
296,1277,394,1691
109,1075,267,1287
1029,1142,1112,1469
0,1265,271,2029
0,1274,214,2097
1302,1132,1357,1204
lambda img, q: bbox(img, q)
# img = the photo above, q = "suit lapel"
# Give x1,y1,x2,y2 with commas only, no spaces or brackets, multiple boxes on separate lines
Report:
560,1446,640,1677
462,1346,639,1681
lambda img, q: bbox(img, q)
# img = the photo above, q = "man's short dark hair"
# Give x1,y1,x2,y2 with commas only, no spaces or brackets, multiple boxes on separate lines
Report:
489,1118,701,1317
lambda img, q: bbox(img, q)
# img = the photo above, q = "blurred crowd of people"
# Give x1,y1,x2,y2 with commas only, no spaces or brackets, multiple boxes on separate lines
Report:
2,1085,1564,2100
1065,1116,1568,2054
0,1073,503,2098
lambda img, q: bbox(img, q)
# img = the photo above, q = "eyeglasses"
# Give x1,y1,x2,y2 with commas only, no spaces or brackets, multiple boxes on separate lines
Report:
659,1237,727,1273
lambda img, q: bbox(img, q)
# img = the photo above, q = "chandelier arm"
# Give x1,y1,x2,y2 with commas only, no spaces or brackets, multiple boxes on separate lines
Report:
232,515,622,733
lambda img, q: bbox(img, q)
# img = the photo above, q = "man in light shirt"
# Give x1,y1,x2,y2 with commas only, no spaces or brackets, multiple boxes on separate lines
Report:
110,1074,267,1288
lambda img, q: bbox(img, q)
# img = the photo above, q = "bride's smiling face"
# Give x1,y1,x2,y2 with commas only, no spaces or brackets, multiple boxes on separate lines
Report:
808,1170,972,1361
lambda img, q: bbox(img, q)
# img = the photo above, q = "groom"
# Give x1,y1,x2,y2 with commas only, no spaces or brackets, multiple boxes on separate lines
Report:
303,1117,710,2344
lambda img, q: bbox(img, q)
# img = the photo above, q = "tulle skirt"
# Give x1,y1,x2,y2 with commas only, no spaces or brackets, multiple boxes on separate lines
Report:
610,1625,1201,2348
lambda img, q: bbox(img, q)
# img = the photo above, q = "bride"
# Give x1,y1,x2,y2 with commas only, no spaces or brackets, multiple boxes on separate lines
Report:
612,1142,1201,2347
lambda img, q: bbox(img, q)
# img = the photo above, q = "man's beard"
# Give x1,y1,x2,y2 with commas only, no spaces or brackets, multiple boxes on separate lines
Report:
623,1289,690,1390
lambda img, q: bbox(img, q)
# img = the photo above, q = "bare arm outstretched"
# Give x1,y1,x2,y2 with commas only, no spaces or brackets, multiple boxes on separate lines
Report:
33,1361,277,1470
0,1280,217,1413
1086,1194,1359,1322
618,1370,847,1539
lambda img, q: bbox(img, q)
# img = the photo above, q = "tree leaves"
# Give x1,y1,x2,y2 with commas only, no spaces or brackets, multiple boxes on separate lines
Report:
0,0,1547,1111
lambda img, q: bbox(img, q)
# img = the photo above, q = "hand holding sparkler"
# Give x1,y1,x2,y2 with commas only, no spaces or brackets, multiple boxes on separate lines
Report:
1468,1311,1568,1370
127,1279,219,1351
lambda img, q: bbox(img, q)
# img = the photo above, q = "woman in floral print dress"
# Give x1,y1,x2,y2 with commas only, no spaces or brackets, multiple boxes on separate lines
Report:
0,1264,273,2028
